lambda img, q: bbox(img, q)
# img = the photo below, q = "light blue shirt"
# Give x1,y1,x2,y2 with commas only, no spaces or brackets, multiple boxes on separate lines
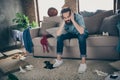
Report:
64,13,88,35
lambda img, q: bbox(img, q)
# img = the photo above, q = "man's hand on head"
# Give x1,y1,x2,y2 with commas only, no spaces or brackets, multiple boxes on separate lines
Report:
70,12,75,22
69,12,84,34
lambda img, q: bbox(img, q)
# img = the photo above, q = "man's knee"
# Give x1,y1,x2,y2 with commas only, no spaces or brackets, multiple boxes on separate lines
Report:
57,35,64,42
78,33,88,41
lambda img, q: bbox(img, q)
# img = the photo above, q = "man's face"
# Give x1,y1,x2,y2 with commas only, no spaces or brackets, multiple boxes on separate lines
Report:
62,11,72,25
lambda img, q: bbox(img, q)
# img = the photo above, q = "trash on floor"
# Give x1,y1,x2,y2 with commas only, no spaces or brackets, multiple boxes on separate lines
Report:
19,66,26,73
11,54,20,59
25,64,34,71
11,53,26,61
19,55,26,61
94,69,108,76
44,61,54,69
105,71,120,80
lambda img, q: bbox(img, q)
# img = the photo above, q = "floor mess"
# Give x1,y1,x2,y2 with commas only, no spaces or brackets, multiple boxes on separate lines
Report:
11,53,26,60
44,61,54,69
19,65,34,73
94,69,108,76
105,71,120,80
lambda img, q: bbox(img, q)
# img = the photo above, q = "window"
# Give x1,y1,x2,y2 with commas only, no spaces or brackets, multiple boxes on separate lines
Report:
38,0,64,21
79,0,113,12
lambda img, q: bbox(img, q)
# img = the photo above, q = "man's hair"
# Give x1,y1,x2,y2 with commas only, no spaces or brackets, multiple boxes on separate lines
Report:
61,7,71,14
61,7,71,19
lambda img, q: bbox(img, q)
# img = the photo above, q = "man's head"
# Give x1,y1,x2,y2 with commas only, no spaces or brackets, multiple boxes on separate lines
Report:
61,7,73,25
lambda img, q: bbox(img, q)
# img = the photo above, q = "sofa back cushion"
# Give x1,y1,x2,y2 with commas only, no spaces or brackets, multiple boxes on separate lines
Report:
43,16,62,23
41,21,59,30
99,14,120,36
41,16,63,31
39,21,58,37
39,16,62,37
84,10,113,34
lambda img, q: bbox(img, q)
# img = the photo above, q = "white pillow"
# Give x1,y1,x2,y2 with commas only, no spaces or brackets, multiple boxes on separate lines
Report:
46,27,59,38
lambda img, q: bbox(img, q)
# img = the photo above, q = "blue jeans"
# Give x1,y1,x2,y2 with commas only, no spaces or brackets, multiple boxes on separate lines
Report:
57,32,88,58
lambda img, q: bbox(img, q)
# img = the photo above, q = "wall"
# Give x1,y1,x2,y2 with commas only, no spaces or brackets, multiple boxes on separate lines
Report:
64,0,78,12
21,0,37,23
118,0,120,9
0,0,23,50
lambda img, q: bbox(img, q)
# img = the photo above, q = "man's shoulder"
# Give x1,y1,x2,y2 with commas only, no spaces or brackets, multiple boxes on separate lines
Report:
74,13,83,20
75,13,83,17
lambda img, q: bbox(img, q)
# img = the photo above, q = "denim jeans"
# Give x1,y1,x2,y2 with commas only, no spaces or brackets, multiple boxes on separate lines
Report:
57,32,88,58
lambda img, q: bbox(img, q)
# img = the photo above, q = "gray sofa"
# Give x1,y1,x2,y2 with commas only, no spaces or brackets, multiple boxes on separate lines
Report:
30,10,120,60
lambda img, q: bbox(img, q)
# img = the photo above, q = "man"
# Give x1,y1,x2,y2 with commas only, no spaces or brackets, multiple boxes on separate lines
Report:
53,7,89,73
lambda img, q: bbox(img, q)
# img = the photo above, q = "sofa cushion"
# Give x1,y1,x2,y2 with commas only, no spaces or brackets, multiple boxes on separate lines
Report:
43,16,62,23
87,35,118,46
38,29,53,37
39,21,59,37
99,14,120,36
46,27,59,38
69,36,118,47
41,21,59,30
84,10,113,34
32,37,41,46
69,39,79,46
48,38,70,46
32,37,70,46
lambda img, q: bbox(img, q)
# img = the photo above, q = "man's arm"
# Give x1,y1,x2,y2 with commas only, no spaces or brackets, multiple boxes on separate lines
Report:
56,21,65,36
70,13,84,34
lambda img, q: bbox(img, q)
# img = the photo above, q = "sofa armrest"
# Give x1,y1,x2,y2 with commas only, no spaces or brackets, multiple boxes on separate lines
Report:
30,27,40,39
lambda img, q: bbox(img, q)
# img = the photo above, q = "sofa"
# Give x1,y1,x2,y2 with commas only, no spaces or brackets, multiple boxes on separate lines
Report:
30,10,120,60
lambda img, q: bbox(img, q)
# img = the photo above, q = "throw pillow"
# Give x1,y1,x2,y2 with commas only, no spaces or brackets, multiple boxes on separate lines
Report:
46,27,59,38
84,10,113,34
99,14,120,36
43,16,62,23
39,21,59,37
39,28,53,37
41,21,59,30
